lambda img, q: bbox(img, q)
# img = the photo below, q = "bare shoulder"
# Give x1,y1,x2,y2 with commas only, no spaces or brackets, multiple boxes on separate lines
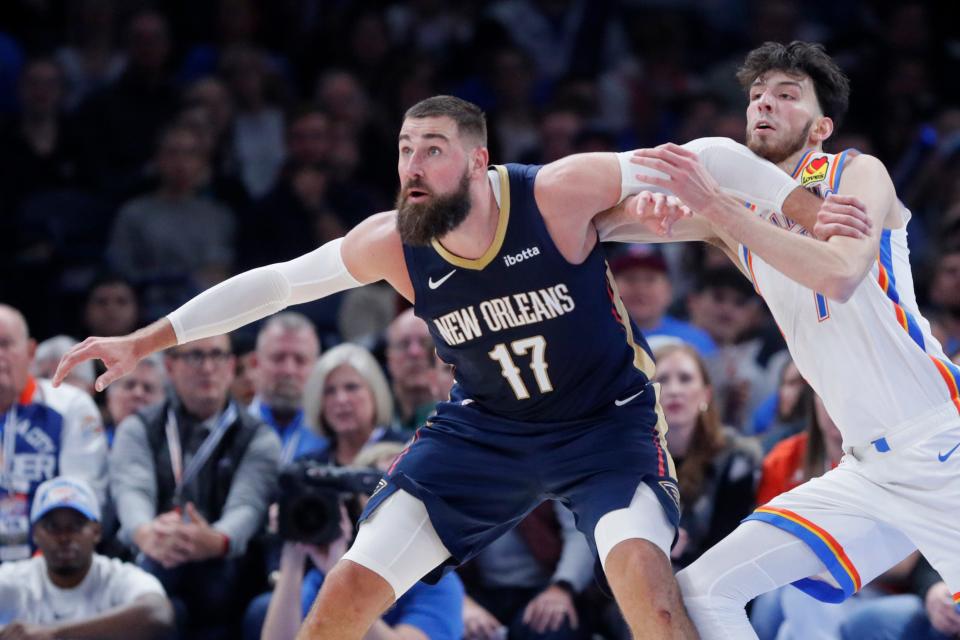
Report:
342,210,414,301
840,153,894,190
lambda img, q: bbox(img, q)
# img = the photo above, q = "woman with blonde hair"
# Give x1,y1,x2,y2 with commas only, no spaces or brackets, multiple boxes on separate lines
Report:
302,343,404,466
653,343,760,568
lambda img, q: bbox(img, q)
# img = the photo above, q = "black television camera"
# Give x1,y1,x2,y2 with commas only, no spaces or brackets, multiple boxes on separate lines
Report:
277,460,383,545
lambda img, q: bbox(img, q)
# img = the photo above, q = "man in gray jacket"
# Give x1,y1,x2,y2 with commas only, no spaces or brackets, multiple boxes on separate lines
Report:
110,333,280,639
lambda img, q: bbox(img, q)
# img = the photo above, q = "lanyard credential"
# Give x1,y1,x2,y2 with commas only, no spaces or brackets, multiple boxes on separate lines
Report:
165,402,239,505
1,407,16,490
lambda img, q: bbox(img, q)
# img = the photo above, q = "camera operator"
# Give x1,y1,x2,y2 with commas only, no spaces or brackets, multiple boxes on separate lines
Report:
261,443,464,640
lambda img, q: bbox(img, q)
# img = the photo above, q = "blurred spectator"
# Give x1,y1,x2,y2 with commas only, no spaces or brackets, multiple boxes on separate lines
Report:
485,46,540,162
385,309,444,433
653,343,759,568
0,57,83,215
240,112,345,269
755,393,842,508
302,344,402,467
315,69,394,196
249,313,327,463
103,354,165,448
519,106,583,165
107,124,237,319
688,267,788,431
750,393,899,640
82,273,140,338
0,476,174,638
928,245,960,357
485,0,630,83
73,10,180,194
460,501,595,640
54,0,126,111
181,77,239,191
385,0,477,58
756,360,813,453
220,46,287,199
610,245,716,356
31,335,95,397
337,283,399,347
230,331,257,408
259,441,464,640
109,334,280,638
0,304,108,562
840,556,960,640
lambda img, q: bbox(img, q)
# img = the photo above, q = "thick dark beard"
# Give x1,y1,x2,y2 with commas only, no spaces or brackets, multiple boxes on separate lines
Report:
746,118,813,165
395,171,472,246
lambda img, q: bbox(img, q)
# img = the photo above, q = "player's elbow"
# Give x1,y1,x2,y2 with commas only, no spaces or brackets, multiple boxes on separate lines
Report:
819,269,861,303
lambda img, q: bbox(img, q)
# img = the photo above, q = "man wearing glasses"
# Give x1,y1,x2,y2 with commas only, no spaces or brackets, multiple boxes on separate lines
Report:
109,334,280,638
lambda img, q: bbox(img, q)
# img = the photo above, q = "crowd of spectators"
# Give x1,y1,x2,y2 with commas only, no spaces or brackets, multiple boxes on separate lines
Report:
1,1,959,638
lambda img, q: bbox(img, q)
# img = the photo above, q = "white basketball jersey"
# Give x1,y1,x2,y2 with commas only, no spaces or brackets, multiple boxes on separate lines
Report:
738,149,960,448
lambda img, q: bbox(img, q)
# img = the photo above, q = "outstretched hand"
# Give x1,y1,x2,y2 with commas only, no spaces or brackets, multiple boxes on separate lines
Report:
52,335,140,392
631,143,723,215
812,194,871,241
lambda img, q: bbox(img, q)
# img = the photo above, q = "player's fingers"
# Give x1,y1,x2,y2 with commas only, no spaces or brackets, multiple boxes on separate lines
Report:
635,191,653,214
659,142,698,160
52,341,98,387
825,193,867,211
653,193,666,216
818,211,870,235
821,207,871,235
94,367,124,393
630,156,677,180
631,148,680,169
815,223,866,241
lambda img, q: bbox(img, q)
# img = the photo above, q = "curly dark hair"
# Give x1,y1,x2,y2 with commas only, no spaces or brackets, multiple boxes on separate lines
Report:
737,41,851,129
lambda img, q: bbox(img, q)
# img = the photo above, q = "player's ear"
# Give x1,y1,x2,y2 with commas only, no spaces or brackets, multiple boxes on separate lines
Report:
472,145,489,174
812,116,834,145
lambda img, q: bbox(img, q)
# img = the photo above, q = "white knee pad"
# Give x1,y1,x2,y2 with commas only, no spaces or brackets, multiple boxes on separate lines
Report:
594,482,675,569
342,489,452,599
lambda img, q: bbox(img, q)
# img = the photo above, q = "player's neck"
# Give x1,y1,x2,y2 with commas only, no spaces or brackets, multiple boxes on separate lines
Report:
780,144,823,174
434,180,499,260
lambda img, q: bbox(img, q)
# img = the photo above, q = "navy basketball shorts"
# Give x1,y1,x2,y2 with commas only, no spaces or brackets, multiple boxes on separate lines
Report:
359,383,680,581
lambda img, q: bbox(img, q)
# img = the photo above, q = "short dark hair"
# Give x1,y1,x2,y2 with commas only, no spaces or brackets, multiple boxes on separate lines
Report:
737,41,850,129
404,95,487,147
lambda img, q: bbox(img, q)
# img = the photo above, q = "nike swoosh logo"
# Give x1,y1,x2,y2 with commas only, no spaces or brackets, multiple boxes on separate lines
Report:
428,270,456,289
938,442,960,462
614,389,645,407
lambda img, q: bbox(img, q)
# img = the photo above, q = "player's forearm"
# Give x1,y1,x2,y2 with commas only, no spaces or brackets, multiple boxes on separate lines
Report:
51,595,174,640
166,238,362,344
703,193,867,301
620,138,799,212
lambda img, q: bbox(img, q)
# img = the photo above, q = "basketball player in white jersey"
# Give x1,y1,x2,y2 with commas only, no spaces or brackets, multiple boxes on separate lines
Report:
600,41,960,639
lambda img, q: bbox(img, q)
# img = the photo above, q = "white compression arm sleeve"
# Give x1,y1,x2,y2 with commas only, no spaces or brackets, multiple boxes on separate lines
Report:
166,238,363,344
618,137,798,212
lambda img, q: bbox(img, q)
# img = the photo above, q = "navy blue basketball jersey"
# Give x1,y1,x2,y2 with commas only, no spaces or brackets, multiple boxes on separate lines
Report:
403,163,656,422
